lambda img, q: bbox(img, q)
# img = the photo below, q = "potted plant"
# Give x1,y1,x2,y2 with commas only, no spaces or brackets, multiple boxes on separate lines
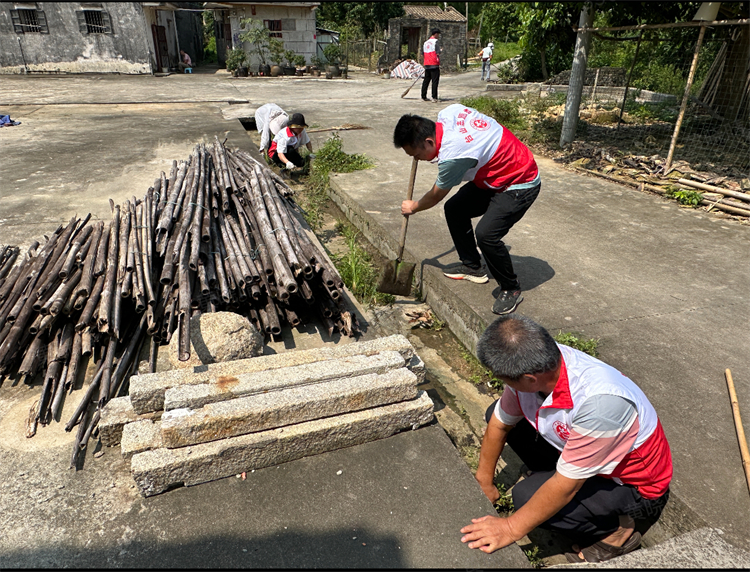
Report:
226,47,247,77
323,43,342,77
310,55,323,77
267,37,285,77
282,49,297,76
294,54,306,72
239,19,271,76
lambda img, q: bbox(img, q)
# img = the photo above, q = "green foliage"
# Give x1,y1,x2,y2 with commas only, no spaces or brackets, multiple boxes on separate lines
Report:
316,2,404,38
203,36,217,64
294,54,307,68
479,3,521,45
283,49,297,67
323,43,343,64
666,187,703,207
460,348,503,389
625,99,678,123
633,61,686,96
492,42,521,63
302,134,374,231
225,47,246,72
268,37,286,65
332,223,395,306
516,2,578,80
239,19,271,65
310,55,324,68
459,96,528,134
553,332,600,357
523,545,545,569
493,484,514,514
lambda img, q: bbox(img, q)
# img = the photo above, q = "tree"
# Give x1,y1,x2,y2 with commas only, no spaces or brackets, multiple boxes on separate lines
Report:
516,2,580,80
317,2,404,37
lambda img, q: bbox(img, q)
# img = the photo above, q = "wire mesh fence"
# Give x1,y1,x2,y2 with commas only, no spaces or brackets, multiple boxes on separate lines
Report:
550,22,749,180
342,38,388,73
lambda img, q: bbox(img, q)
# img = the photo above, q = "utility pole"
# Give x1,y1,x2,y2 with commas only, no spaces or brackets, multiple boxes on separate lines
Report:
559,2,595,147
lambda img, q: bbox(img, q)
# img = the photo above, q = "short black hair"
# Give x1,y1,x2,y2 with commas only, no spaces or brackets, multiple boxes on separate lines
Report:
393,114,436,149
476,315,561,381
431,29,441,36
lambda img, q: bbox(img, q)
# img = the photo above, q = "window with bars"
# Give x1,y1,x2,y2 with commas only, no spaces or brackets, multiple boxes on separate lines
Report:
76,9,112,34
10,9,48,34
264,19,282,38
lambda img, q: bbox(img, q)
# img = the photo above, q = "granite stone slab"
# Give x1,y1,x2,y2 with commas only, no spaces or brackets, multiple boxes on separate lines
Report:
160,368,419,448
162,350,406,411
121,419,164,460
129,334,419,414
131,391,434,496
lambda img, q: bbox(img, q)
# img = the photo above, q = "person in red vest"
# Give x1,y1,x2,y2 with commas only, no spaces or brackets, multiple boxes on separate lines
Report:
462,314,672,562
268,113,314,172
421,29,441,102
393,104,540,315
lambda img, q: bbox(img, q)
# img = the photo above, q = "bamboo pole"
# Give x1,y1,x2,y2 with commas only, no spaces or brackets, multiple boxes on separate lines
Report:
725,369,750,497
665,24,706,171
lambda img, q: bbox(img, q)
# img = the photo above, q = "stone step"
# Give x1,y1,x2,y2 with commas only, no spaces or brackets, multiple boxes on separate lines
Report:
162,350,406,411
161,368,419,448
99,396,155,447
129,334,421,414
131,391,435,497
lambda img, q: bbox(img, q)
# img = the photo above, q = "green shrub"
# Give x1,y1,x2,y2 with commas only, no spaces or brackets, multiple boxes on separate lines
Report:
333,224,394,306
492,42,521,63
225,47,246,72
203,36,217,64
459,95,528,134
666,187,703,207
633,61,686,96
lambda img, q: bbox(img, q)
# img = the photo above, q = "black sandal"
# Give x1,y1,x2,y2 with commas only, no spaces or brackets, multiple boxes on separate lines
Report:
564,531,642,563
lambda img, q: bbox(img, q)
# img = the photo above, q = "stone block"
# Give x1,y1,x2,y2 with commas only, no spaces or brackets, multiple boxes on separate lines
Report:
99,396,137,447
167,311,263,369
130,334,417,414
131,391,434,496
162,350,406,411
161,368,419,448
121,419,163,460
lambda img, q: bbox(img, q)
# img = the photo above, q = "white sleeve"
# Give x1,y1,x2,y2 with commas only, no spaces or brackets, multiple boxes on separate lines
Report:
275,131,288,154
260,122,271,150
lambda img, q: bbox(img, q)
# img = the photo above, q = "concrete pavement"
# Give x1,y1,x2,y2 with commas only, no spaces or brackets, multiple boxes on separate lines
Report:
0,69,530,568
1,67,749,559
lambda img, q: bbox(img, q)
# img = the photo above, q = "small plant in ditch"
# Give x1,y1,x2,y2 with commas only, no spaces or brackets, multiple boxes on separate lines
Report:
331,221,394,307
460,347,504,390
523,545,545,569
493,483,515,515
300,134,374,230
553,332,600,357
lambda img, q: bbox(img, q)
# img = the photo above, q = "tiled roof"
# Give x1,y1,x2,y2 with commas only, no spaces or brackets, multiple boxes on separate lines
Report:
402,5,466,22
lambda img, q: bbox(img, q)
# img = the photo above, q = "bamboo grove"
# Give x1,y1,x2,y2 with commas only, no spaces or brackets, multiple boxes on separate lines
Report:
0,138,359,467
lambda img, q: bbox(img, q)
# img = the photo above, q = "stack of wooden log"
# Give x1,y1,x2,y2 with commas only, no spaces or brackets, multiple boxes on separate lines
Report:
0,138,358,467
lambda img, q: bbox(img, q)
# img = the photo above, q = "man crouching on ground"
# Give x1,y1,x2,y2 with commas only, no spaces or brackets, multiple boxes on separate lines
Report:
393,105,540,315
461,315,672,563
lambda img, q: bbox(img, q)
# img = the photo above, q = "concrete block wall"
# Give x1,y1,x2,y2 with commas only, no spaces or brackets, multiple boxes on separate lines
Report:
103,335,433,496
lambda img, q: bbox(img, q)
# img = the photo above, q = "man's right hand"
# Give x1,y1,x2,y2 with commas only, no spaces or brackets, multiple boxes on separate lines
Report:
476,474,501,504
401,199,419,216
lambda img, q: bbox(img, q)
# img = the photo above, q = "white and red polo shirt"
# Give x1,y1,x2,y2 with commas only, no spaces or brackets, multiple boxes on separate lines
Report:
268,126,310,160
435,104,539,192
493,344,673,499
423,37,440,67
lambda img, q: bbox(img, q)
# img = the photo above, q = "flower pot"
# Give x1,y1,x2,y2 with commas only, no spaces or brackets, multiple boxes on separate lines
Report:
283,66,295,76
325,72,332,79
259,64,271,76
295,69,303,76
270,65,282,77
327,64,341,77
238,66,248,77
312,69,321,77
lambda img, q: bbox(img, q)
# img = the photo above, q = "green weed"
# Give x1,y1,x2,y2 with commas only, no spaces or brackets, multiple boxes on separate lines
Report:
523,545,545,569
459,95,529,134
301,134,374,231
665,187,703,207
460,348,504,390
332,221,394,307
493,483,515,514
553,332,600,357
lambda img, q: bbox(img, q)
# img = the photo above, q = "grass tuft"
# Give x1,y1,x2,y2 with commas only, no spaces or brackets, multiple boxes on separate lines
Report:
553,332,600,357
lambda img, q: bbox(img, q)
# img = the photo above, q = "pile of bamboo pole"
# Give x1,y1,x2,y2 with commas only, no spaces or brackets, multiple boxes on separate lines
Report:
0,138,358,467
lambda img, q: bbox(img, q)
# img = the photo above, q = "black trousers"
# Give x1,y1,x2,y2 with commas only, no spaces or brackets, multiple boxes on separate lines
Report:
484,402,668,543
444,181,540,291
421,67,440,100
271,147,304,168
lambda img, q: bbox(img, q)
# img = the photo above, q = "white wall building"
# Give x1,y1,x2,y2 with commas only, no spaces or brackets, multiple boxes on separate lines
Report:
206,1,318,69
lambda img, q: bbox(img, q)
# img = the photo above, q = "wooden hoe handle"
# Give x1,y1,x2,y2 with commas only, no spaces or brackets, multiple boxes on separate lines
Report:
397,157,419,262
725,368,750,497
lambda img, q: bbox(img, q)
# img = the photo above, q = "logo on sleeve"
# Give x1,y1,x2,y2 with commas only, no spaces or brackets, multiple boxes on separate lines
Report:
553,421,570,441
470,118,489,131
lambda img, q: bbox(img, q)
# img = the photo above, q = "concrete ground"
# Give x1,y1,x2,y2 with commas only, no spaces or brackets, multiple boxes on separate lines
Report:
0,69,529,568
1,65,749,562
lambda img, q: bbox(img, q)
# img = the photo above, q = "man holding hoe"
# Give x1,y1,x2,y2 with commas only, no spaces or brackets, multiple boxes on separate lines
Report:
393,104,540,315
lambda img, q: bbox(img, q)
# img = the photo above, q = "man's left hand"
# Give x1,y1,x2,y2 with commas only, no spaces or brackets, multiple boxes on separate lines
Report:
460,515,518,553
